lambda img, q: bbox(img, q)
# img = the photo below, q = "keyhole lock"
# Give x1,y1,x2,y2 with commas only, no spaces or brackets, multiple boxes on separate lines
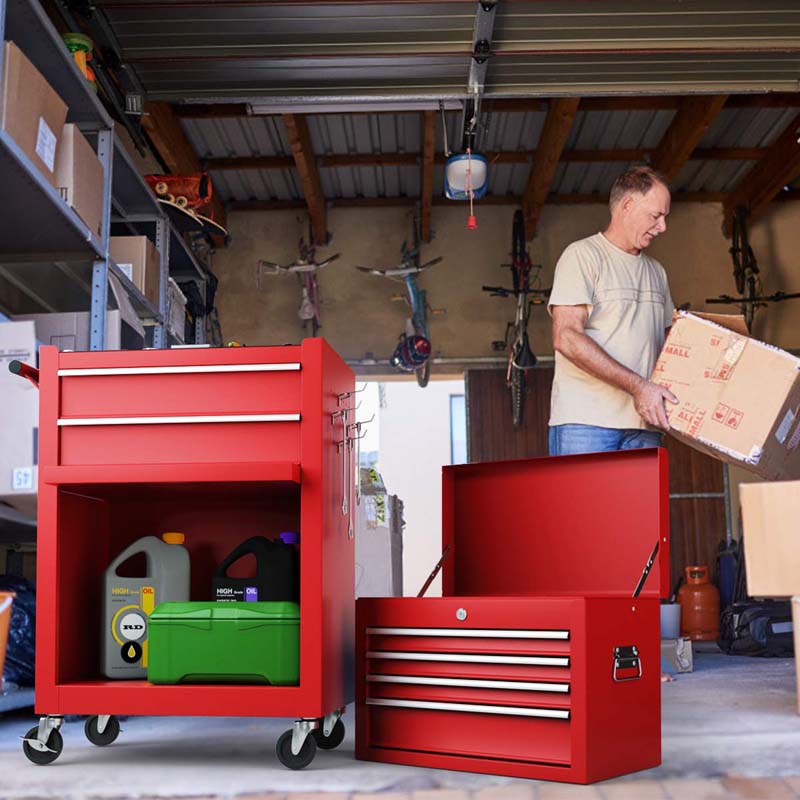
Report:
456,608,467,621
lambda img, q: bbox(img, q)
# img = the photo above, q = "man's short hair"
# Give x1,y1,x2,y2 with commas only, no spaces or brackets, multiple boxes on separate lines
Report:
609,166,668,212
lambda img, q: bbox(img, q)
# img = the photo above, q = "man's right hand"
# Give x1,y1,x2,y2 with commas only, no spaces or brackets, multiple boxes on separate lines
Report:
632,379,679,430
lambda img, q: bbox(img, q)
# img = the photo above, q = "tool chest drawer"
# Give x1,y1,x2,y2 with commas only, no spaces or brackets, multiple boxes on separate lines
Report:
367,704,572,766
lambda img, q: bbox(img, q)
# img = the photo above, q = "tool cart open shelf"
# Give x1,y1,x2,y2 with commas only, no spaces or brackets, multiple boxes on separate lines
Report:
25,339,355,768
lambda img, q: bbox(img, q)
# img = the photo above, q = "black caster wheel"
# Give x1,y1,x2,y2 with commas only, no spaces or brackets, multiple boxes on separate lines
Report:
313,718,345,750
22,726,63,765
276,729,317,770
84,715,120,746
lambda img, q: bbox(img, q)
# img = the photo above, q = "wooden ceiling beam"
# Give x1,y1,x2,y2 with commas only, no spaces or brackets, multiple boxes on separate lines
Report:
228,190,763,212
522,97,580,238
205,146,767,174
420,110,436,242
281,113,327,245
723,112,800,233
650,95,728,181
141,101,228,234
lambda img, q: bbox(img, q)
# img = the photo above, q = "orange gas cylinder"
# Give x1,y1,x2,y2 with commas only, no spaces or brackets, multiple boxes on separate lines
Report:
677,565,720,641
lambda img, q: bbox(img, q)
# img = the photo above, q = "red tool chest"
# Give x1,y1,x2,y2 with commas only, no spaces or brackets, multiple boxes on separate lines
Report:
29,340,355,765
356,449,669,784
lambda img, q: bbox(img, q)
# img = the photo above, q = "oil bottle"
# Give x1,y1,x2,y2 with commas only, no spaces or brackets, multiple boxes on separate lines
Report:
102,533,190,679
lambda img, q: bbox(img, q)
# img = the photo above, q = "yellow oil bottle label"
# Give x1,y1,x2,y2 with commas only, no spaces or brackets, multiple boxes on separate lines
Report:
140,586,155,615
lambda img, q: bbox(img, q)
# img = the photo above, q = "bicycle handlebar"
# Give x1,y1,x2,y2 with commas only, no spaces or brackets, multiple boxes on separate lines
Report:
482,286,552,297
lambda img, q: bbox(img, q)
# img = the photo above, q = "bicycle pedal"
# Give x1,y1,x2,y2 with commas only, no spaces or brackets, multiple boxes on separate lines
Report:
431,308,446,316
390,294,404,302
491,341,506,351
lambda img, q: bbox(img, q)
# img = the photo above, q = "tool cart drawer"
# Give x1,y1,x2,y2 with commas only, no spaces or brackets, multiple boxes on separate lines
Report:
58,360,301,419
50,349,304,466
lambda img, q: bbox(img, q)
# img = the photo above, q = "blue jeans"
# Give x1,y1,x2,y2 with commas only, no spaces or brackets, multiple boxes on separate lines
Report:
549,424,662,456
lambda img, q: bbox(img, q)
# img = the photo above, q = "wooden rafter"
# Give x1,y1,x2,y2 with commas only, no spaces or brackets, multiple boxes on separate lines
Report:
141,102,228,233
282,114,327,245
204,146,767,174
229,189,781,213
420,110,436,242
723,112,800,233
650,95,728,181
522,97,580,239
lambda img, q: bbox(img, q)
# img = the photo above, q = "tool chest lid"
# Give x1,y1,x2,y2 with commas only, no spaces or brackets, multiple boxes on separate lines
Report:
441,448,670,599
150,601,300,622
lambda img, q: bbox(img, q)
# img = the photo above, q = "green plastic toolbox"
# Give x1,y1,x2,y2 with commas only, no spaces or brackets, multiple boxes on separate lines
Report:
147,601,300,685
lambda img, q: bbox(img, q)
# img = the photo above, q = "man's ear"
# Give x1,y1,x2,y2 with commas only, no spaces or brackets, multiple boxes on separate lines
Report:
619,193,634,214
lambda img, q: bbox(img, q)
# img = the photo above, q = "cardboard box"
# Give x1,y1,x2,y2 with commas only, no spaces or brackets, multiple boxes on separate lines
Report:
660,636,693,673
740,480,800,597
54,124,104,236
16,276,146,352
652,311,800,480
0,321,39,514
355,468,404,598
0,41,68,187
109,236,161,309
167,277,187,342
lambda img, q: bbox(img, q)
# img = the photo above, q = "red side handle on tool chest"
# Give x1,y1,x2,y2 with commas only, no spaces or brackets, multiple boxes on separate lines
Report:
9,360,39,389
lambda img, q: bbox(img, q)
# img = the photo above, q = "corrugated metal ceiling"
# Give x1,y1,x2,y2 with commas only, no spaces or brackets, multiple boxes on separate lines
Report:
180,106,796,204
96,1,800,101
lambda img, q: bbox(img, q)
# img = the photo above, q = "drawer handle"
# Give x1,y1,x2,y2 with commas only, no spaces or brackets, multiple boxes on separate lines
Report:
367,627,569,641
57,363,301,377
58,413,301,427
366,698,570,720
367,651,569,667
367,674,570,693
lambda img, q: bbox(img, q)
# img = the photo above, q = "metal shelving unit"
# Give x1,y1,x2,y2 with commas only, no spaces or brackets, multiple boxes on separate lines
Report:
0,0,209,350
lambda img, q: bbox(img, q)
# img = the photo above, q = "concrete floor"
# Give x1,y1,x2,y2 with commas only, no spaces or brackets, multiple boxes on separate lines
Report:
0,652,798,800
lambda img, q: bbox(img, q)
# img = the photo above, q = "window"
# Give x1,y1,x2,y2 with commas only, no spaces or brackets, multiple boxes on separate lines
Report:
450,394,467,465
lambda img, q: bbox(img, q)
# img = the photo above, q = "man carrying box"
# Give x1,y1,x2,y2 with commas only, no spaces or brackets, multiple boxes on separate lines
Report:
548,166,679,456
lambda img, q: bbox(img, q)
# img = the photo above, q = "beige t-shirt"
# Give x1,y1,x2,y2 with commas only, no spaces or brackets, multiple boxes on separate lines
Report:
548,232,674,430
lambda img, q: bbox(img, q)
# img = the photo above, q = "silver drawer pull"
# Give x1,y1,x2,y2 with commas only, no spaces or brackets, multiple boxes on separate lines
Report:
367,627,569,641
367,674,569,693
367,698,570,720
367,651,569,667
58,413,301,427
58,363,301,376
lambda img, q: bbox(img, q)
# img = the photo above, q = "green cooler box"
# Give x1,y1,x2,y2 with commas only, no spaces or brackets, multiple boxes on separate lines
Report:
147,601,300,685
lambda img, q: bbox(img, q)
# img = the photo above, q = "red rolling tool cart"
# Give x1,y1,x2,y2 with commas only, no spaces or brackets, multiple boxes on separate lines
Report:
15,340,355,769
356,448,669,784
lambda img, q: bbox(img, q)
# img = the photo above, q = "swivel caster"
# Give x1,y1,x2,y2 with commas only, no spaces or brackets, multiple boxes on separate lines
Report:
276,728,316,769
21,717,64,765
313,714,345,750
84,715,120,746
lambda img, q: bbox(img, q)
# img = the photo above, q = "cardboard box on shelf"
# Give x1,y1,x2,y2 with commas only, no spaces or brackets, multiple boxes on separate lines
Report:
109,235,161,309
0,41,68,188
355,468,404,598
167,277,187,342
16,276,146,352
54,124,104,236
652,311,800,481
739,480,800,597
0,321,38,514
660,636,693,674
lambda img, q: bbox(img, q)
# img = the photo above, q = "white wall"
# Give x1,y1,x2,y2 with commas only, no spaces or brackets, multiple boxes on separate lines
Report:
377,378,464,596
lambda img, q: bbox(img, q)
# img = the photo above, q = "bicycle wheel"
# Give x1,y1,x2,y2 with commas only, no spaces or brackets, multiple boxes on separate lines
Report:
415,358,430,388
510,366,525,427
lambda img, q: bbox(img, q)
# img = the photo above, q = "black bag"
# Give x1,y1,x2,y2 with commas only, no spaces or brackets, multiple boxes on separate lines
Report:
718,601,794,657
0,575,36,686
